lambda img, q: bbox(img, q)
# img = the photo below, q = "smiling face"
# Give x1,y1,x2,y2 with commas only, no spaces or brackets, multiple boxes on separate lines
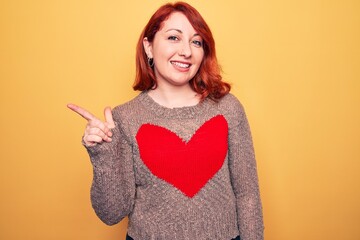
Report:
143,12,204,89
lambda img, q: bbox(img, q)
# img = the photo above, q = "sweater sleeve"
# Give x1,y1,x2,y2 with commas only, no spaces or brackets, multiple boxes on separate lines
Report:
227,101,264,240
83,112,135,226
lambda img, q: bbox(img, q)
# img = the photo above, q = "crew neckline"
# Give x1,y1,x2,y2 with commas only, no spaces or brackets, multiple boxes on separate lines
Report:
138,91,212,119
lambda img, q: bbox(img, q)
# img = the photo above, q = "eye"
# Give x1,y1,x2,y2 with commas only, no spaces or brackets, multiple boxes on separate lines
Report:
192,40,203,47
168,36,179,41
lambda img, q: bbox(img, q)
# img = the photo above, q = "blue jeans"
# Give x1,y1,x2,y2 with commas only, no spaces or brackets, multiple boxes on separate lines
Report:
126,234,240,240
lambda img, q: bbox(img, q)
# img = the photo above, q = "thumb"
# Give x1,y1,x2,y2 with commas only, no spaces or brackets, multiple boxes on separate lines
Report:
104,107,115,129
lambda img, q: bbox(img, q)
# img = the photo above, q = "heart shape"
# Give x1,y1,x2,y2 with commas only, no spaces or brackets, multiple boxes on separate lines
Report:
136,115,228,197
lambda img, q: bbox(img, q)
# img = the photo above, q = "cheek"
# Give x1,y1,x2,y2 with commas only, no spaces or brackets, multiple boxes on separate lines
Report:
154,50,174,64
194,53,204,74
195,49,204,63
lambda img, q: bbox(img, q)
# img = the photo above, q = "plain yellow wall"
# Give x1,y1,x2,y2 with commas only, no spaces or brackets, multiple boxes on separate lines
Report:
1,0,359,239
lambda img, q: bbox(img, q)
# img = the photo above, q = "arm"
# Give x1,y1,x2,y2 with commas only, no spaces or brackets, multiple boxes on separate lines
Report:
85,116,135,225
67,104,135,225
228,102,264,240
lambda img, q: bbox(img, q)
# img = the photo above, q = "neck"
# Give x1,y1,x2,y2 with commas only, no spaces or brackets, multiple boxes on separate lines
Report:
148,84,200,108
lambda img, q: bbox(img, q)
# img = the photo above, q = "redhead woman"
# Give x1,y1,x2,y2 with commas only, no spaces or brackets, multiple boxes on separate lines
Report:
68,2,264,240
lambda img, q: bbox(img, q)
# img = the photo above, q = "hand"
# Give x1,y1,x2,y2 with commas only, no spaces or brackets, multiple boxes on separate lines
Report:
67,103,115,147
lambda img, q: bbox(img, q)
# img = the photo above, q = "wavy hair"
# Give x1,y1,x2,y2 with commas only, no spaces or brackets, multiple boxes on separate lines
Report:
133,2,230,100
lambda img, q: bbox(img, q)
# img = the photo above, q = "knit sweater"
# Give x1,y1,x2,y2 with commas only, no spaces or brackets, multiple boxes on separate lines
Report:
84,92,264,240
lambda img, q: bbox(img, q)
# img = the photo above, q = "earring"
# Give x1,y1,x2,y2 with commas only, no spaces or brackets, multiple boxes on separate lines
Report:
147,57,154,68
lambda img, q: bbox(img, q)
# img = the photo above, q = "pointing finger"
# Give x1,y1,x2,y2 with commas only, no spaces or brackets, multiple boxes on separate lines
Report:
67,103,96,121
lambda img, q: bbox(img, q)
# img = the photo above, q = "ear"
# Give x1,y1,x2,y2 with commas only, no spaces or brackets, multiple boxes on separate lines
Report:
143,37,153,58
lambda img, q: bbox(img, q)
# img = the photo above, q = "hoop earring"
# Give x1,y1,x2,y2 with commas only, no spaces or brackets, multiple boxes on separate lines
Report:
147,57,154,68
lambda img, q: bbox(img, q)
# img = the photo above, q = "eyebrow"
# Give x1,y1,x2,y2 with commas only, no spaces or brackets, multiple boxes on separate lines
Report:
165,28,200,37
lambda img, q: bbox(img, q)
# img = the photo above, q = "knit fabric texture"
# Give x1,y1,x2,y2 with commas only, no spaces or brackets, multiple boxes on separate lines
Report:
84,92,264,240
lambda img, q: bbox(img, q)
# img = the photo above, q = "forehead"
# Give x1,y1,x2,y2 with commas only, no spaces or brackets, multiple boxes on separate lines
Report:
159,12,197,33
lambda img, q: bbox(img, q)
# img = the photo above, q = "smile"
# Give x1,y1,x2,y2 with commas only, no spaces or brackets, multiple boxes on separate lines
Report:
170,61,191,69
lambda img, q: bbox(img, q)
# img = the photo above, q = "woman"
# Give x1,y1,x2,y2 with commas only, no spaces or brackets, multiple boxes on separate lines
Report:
68,2,264,240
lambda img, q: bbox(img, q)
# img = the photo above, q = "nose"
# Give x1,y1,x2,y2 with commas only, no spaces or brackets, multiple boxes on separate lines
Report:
178,42,192,58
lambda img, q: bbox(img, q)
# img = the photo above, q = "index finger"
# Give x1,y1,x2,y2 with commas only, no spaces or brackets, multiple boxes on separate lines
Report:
67,103,96,121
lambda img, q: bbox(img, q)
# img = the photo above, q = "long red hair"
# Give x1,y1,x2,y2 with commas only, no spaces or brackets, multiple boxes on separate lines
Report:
133,2,230,100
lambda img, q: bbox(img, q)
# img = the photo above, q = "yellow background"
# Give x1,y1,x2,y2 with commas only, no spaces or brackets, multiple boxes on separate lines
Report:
1,0,359,239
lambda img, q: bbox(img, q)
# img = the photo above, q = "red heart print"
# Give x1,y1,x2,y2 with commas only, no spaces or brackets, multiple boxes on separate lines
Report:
136,115,228,197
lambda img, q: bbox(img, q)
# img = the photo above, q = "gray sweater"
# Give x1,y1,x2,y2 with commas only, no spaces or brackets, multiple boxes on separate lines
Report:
85,92,264,240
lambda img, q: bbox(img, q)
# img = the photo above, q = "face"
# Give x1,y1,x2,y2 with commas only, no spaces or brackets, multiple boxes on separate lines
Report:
143,12,204,88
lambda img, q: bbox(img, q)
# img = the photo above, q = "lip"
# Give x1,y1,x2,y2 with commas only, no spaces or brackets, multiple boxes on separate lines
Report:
170,61,192,72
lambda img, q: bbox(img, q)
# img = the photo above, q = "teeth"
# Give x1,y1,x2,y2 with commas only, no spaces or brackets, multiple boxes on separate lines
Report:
171,61,190,68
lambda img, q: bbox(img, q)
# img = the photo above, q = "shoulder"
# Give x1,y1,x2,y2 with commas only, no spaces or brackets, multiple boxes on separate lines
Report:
217,93,245,115
111,93,144,123
214,93,248,127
